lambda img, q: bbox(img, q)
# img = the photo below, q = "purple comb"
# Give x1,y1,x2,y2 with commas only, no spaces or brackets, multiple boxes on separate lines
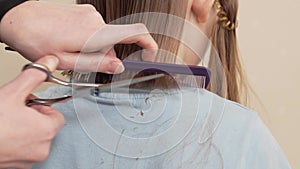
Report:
122,60,211,88
4,46,211,88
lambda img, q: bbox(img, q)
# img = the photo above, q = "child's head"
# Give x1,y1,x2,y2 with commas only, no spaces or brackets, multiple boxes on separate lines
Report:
76,0,247,104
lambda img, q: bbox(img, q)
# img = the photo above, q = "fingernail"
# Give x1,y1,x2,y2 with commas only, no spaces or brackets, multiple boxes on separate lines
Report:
142,49,157,61
108,61,125,74
44,56,59,72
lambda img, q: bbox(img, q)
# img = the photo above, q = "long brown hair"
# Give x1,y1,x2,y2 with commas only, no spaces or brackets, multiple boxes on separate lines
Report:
76,0,248,104
210,0,248,104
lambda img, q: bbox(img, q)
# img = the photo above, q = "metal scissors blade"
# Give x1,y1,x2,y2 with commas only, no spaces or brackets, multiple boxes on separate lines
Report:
23,63,165,106
26,95,73,106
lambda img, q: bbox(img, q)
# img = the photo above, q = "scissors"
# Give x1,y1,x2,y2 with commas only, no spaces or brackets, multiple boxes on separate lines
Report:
23,63,165,106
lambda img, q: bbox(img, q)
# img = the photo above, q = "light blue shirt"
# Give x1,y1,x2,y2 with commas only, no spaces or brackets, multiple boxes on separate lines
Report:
32,86,291,169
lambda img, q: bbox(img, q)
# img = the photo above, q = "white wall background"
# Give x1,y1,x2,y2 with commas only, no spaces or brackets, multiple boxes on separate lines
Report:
0,0,299,168
239,0,300,168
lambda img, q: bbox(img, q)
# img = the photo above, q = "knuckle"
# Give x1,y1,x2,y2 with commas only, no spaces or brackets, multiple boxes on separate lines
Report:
34,147,50,162
88,12,103,28
149,39,159,49
134,23,148,33
81,4,97,12
81,7,103,29
40,122,58,139
90,10,102,20
29,142,51,162
49,115,65,135
45,125,58,139
79,4,102,19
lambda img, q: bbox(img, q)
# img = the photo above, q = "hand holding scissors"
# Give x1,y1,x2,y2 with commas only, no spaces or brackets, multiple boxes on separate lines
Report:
23,62,165,106
0,56,65,169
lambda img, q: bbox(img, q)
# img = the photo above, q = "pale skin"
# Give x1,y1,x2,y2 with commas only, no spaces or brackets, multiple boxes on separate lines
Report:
0,56,63,169
178,0,217,65
0,0,215,169
0,1,158,73
0,1,158,169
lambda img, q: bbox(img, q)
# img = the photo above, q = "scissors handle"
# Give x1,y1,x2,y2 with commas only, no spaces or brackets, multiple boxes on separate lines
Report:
23,63,166,106
22,63,100,87
26,95,72,106
22,63,51,79
22,63,165,88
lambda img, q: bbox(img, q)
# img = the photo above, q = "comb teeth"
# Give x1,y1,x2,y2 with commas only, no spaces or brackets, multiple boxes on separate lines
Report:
122,60,211,88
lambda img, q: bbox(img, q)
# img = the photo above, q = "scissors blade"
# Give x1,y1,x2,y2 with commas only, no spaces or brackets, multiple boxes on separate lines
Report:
73,73,166,98
98,73,165,90
26,74,165,106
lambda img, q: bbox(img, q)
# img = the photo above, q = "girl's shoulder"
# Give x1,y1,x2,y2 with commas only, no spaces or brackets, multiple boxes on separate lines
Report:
203,90,291,169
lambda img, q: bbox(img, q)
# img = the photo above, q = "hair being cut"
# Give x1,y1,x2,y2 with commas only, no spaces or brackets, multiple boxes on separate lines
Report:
76,0,248,105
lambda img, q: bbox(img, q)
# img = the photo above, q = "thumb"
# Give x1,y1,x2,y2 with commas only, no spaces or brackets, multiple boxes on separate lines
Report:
11,55,59,100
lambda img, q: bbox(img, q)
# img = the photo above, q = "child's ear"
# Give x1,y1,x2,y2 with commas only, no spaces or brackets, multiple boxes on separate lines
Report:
191,0,215,23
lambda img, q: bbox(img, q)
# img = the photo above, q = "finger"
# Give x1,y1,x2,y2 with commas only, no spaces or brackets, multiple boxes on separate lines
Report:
26,94,37,101
31,105,58,115
0,161,32,169
10,56,59,99
82,24,158,61
56,52,124,74
25,94,38,107
104,48,117,58
17,162,33,169
35,106,65,132
121,36,158,62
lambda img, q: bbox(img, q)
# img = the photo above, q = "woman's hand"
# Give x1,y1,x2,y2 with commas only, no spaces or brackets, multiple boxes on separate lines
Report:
0,1,158,74
0,56,65,169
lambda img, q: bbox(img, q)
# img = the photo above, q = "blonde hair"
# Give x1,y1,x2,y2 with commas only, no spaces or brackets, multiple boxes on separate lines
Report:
210,0,248,104
76,0,249,105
